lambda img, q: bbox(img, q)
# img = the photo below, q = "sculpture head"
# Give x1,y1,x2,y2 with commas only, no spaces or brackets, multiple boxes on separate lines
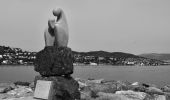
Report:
53,8,63,21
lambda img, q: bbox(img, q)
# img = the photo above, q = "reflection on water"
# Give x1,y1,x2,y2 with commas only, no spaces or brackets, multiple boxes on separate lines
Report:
0,65,170,86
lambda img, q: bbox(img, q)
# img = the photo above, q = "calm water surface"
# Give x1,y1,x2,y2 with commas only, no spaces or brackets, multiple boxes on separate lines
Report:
0,65,170,86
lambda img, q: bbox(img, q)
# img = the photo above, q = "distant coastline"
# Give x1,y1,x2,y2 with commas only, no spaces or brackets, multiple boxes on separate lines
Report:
0,45,170,66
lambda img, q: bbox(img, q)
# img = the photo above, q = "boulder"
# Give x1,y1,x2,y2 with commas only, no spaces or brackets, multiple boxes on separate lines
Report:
7,86,33,98
154,95,166,100
114,80,131,91
166,93,170,100
87,79,104,84
90,83,117,93
0,86,13,94
129,85,146,92
34,46,73,76
115,90,147,100
80,86,92,100
29,82,35,90
146,87,164,95
14,81,30,86
97,92,137,100
162,85,170,92
34,75,80,100
0,83,15,93
129,82,147,92
131,82,140,86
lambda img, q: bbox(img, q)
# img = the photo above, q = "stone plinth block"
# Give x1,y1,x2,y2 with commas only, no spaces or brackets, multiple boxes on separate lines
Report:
34,80,54,100
34,46,73,76
34,75,80,100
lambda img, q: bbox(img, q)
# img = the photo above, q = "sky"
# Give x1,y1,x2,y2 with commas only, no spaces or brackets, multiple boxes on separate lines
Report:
0,0,170,54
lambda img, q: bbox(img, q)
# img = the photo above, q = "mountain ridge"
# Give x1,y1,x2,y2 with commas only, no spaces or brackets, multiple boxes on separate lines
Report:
139,53,170,61
73,50,138,58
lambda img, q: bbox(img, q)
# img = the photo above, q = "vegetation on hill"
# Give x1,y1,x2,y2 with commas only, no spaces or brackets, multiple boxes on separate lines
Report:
0,45,168,66
73,51,137,58
72,51,166,66
139,53,170,62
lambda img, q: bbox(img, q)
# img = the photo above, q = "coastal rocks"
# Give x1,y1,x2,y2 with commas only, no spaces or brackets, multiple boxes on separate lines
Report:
97,92,130,100
0,83,15,93
162,85,170,92
90,83,117,93
115,90,147,100
0,83,33,100
154,95,166,100
76,79,170,100
14,81,30,86
146,86,164,95
115,80,131,91
129,82,148,92
34,75,80,100
1,80,170,100
7,86,33,98
97,92,166,100
0,86,13,94
34,46,73,76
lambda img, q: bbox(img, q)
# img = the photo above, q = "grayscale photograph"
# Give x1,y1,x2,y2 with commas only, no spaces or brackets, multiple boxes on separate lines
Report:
0,0,170,100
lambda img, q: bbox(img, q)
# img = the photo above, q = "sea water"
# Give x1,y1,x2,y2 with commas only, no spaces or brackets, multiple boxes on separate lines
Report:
0,65,170,86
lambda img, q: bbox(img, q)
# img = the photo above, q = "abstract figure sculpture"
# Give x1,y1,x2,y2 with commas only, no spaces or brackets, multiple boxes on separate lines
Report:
34,8,80,100
35,8,73,76
44,8,69,47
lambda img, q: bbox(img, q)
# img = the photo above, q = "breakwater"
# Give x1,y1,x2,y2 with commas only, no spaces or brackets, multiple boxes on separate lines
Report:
0,78,170,100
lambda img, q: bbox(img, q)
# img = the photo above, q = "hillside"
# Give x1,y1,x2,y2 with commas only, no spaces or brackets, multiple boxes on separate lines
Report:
73,51,138,58
0,45,167,66
73,51,165,66
139,53,170,62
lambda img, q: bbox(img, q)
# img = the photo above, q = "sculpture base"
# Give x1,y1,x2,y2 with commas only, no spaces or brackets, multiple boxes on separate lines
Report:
34,75,80,100
34,46,73,76
34,80,54,100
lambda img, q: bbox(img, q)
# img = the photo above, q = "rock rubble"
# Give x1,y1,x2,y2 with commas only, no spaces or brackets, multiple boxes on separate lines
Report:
0,79,170,100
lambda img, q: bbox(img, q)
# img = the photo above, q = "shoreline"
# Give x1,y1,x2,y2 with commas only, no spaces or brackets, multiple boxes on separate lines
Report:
0,78,170,100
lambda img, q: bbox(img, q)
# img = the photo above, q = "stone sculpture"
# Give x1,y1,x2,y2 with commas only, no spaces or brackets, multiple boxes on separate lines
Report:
34,8,73,77
44,8,69,47
34,8,80,100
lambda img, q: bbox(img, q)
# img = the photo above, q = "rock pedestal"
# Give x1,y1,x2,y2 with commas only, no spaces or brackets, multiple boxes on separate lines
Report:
34,75,80,100
34,47,80,100
34,46,73,76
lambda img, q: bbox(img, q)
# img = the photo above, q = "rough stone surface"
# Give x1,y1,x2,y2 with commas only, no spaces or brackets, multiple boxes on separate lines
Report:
76,79,170,100
1,79,170,100
146,87,164,95
115,90,147,100
163,85,170,92
90,83,117,93
7,86,33,97
34,46,73,76
155,95,166,100
0,85,33,100
34,75,80,100
97,92,136,100
0,83,15,93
